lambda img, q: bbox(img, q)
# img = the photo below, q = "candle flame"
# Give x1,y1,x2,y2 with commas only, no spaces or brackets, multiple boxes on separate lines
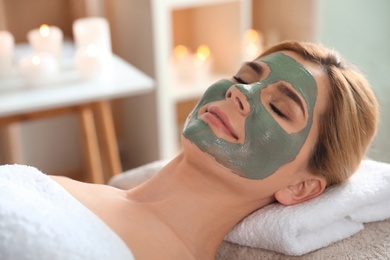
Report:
196,45,210,62
40,24,50,37
244,29,262,60
173,45,189,60
31,55,41,66
246,43,260,59
244,29,259,42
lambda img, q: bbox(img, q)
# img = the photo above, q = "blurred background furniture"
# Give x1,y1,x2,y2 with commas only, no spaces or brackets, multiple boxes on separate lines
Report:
0,43,153,182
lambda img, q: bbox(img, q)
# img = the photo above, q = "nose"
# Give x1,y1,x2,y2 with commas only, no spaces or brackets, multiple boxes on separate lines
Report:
226,85,250,116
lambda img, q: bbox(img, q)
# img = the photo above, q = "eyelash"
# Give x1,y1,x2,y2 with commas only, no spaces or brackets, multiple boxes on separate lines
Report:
233,76,248,84
234,75,288,120
270,103,287,119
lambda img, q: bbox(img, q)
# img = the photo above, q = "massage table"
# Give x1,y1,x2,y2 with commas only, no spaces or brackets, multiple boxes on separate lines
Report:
1,159,389,259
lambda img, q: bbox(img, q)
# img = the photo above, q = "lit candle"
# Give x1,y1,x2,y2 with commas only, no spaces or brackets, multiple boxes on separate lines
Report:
173,45,189,60
74,44,112,80
243,29,263,61
170,44,193,80
193,44,211,78
193,44,211,66
73,17,112,54
0,31,15,78
19,52,59,87
27,24,63,59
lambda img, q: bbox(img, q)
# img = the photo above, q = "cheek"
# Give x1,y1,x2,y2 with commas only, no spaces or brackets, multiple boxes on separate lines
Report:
238,103,312,180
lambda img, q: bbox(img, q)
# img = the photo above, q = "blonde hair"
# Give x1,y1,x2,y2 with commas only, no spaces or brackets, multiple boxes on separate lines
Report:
260,41,379,186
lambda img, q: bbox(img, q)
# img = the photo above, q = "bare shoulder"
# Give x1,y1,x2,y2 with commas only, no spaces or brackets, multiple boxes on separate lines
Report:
49,175,87,191
49,175,134,239
49,175,120,197
118,205,196,260
49,176,195,259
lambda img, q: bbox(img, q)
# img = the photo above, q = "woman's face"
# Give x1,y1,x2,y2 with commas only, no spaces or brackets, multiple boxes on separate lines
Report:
182,51,328,180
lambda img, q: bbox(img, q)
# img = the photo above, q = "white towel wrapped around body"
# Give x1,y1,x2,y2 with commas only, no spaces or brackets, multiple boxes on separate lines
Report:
109,159,390,256
0,164,134,260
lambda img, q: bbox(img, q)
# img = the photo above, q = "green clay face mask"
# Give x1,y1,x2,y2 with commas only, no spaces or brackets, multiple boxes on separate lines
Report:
182,53,318,180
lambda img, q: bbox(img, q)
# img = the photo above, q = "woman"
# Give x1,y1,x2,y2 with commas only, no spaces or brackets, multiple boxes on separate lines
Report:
51,41,379,259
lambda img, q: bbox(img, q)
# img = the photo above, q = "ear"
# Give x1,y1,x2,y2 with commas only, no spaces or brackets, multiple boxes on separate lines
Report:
274,174,326,206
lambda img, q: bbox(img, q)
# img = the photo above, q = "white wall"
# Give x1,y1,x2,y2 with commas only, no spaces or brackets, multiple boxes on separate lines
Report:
105,0,159,169
316,0,390,163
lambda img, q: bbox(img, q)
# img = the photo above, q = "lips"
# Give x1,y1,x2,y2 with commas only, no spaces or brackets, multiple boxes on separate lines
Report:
204,106,238,140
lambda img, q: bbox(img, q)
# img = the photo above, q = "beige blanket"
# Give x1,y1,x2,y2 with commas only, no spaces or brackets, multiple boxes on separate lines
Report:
216,218,390,259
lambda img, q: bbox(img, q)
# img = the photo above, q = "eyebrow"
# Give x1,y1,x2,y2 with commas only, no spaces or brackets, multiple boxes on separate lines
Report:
245,61,263,74
277,85,306,118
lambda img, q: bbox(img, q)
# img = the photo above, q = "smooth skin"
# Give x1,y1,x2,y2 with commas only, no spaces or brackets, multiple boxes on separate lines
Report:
51,50,329,260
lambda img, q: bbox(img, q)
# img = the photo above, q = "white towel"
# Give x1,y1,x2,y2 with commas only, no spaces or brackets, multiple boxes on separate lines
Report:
109,159,390,256
225,159,390,255
0,164,134,260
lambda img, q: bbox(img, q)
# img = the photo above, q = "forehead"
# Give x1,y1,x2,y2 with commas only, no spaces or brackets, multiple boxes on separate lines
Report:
282,51,330,116
254,50,324,82
255,51,329,115
255,51,316,83
253,52,318,111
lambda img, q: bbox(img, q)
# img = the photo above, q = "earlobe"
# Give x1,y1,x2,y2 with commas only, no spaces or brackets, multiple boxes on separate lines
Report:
275,177,326,206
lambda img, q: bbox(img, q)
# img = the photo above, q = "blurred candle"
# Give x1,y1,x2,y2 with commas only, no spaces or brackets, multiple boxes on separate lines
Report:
173,45,189,60
74,44,112,80
193,44,211,78
73,17,112,53
170,44,193,80
0,31,15,78
243,29,263,61
27,24,63,59
193,44,210,66
19,52,59,87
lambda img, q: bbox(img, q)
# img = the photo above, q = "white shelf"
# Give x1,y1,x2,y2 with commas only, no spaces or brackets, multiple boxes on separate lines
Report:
151,0,252,159
0,43,154,117
163,0,241,10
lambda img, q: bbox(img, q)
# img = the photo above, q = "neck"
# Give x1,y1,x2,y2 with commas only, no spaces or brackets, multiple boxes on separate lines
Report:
125,152,273,259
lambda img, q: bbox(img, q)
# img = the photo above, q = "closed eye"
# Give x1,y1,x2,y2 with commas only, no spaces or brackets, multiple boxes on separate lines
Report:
270,103,287,119
233,76,248,84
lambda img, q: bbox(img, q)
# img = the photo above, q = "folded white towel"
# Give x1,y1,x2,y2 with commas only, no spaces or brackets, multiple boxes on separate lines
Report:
109,159,390,256
226,159,390,255
0,164,134,260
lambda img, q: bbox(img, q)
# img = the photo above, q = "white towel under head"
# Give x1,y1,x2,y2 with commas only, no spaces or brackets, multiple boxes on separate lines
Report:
225,159,390,255
110,159,390,256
